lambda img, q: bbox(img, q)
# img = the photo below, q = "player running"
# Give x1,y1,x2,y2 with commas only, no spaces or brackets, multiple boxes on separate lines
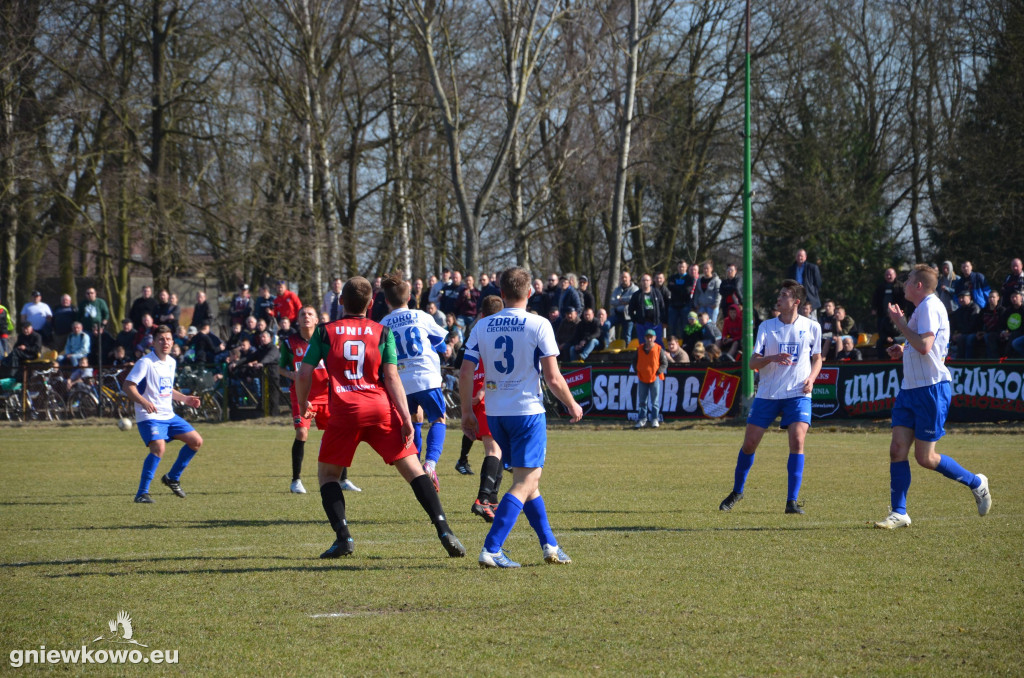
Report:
718,279,822,514
874,264,991,529
123,325,204,504
379,275,450,492
460,267,583,568
459,294,505,522
278,305,360,495
295,277,464,559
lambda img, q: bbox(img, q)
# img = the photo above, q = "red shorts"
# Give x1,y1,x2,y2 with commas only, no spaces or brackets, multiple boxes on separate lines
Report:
291,396,330,430
473,400,490,440
318,407,417,467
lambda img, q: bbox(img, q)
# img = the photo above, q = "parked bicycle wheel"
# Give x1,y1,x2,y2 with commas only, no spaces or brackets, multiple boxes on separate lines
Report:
68,388,100,419
197,390,222,423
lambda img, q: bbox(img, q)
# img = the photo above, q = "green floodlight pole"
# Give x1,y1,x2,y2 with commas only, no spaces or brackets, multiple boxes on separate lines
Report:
742,0,754,404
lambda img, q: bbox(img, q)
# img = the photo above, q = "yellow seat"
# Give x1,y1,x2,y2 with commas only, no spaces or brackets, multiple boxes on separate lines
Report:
626,338,639,351
605,339,627,352
855,333,872,348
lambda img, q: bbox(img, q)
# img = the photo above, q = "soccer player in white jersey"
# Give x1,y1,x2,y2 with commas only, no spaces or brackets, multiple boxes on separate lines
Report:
460,267,583,568
719,280,822,514
874,264,992,528
379,275,451,491
123,325,204,503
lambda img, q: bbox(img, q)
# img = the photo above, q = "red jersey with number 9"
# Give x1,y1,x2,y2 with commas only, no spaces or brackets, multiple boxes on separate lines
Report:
305,317,398,423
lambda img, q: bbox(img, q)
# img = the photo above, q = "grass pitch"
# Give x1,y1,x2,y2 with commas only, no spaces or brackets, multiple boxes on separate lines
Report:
0,420,1021,676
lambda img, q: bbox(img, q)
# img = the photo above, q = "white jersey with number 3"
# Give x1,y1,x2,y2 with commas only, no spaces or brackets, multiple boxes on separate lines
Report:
901,293,952,390
463,307,557,416
379,308,448,393
753,315,821,400
125,350,177,422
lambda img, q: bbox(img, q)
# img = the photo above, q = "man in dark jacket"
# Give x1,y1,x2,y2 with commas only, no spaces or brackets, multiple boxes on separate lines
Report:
570,307,602,361
950,291,981,359
872,268,907,359
629,274,666,344
786,248,822,311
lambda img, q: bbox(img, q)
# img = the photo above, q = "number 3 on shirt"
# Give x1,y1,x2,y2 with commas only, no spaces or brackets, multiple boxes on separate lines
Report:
343,340,365,380
493,336,514,374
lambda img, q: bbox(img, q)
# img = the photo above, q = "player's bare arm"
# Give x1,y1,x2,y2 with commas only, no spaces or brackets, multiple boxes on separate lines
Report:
749,352,791,370
381,362,415,445
888,302,935,355
278,365,295,382
458,360,478,438
123,381,157,414
295,362,314,417
803,353,823,394
540,355,583,423
171,389,201,409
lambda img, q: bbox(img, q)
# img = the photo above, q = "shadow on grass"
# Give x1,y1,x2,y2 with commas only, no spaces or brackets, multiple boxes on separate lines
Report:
565,524,848,533
1,554,298,569
31,518,324,532
41,560,453,578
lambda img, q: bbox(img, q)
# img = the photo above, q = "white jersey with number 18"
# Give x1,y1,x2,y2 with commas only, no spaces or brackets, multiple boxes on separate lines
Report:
379,308,449,393
463,307,558,417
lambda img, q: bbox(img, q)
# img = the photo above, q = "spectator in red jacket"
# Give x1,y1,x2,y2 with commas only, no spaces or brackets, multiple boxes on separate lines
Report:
273,281,302,325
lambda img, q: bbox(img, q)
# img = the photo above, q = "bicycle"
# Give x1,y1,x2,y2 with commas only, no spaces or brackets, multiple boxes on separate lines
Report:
67,382,100,419
22,367,69,421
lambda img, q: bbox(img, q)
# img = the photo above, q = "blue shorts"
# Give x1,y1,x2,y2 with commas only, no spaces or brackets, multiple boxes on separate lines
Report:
892,382,950,442
487,414,547,469
407,388,446,422
138,415,195,446
747,396,812,430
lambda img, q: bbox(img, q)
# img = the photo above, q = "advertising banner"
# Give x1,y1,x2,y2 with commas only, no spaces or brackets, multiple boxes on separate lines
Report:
558,364,743,421
559,361,1024,423
812,360,1024,422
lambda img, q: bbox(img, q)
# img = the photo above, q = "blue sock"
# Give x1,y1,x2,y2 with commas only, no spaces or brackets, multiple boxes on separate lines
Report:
484,494,523,553
733,451,755,494
168,446,198,481
413,423,423,458
425,421,446,465
934,454,980,489
786,453,805,502
523,495,558,547
137,453,161,497
890,461,911,515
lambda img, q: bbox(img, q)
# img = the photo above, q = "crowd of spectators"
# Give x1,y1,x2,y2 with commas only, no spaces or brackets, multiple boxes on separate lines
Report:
3,254,1021,386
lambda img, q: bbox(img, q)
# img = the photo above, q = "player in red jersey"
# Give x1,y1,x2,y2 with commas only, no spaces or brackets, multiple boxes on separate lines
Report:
460,295,506,522
295,277,465,559
278,306,360,495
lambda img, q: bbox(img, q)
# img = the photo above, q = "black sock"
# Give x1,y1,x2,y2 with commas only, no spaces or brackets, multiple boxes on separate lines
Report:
320,482,350,540
490,464,504,504
459,435,473,462
291,439,304,481
340,466,348,483
478,455,501,502
410,474,450,535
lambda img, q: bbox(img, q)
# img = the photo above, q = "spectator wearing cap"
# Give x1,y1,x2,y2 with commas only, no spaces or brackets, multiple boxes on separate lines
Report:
230,284,254,326
950,290,982,359
20,290,53,343
3,321,43,369
578,275,596,312
633,328,668,429
128,285,158,329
